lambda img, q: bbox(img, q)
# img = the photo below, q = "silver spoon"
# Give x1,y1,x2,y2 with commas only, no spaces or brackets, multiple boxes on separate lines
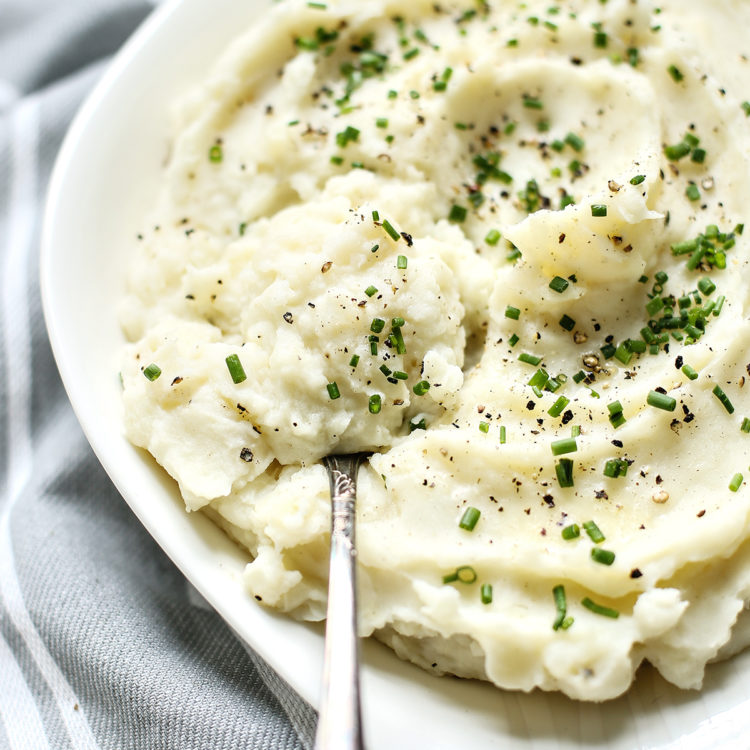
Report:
314,454,368,750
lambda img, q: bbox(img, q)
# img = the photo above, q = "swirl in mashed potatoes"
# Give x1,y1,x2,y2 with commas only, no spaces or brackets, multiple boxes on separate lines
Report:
121,0,750,700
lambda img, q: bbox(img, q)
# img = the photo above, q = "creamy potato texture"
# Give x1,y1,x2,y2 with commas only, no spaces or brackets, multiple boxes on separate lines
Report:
121,0,750,700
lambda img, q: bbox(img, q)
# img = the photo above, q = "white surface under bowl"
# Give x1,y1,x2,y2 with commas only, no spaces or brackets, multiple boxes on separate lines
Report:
39,1,750,748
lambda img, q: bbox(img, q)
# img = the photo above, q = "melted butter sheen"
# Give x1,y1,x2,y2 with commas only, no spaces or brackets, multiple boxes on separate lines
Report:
121,0,750,700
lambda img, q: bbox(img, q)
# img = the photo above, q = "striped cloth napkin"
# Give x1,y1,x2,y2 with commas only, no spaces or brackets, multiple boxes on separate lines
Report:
0,1,316,747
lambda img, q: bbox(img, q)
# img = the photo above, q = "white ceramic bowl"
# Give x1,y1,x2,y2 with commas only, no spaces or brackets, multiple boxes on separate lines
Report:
40,1,750,747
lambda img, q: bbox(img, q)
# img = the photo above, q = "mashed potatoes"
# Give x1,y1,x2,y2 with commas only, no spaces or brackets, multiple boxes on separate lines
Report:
120,0,750,700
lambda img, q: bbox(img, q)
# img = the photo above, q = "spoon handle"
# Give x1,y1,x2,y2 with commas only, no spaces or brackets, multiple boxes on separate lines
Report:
315,454,367,750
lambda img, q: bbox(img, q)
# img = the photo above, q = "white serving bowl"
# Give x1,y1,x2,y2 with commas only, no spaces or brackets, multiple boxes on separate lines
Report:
40,1,750,747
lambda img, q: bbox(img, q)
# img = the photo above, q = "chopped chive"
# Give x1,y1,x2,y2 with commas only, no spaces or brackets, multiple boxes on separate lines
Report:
479,421,489,434
647,390,676,412
371,318,385,333
393,370,408,380
590,204,607,217
630,174,646,185
379,364,391,377
335,125,360,147
667,64,684,82
581,597,619,618
413,380,430,396
729,473,743,492
505,305,521,320
686,184,701,202
564,132,585,152
591,548,616,566
459,506,481,531
551,437,577,456
365,285,378,297
372,210,380,222
603,458,629,478
713,384,735,413
664,141,691,161
499,425,507,443
559,314,576,331
480,583,493,604
391,316,405,328
528,368,549,389
518,352,542,366
523,96,543,109
382,219,400,241
681,364,698,380
397,255,408,269
572,371,586,384
485,228,501,245
562,523,580,540
225,354,247,384
443,565,477,584
369,336,378,355
571,425,581,437
208,144,223,163
741,418,750,434
552,584,567,630
143,363,161,381
555,458,574,488
691,148,706,164
326,382,340,399
548,396,570,418
697,277,716,296
508,334,520,347
330,155,344,165
448,204,467,223
349,354,360,368
583,520,605,543
549,276,569,293
409,417,426,432
375,117,388,129
368,394,381,413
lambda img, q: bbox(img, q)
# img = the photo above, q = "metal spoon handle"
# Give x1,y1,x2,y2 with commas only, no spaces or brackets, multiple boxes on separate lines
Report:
315,454,366,750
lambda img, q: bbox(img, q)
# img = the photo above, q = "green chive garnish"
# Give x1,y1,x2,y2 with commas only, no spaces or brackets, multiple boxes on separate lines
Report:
485,228,501,245
562,523,580,540
559,314,576,331
371,318,385,333
326,382,340,399
552,585,567,630
349,354,360,368
548,396,570,418
442,565,477,584
564,132,585,152
518,352,542,366
555,458,574,488
368,394,381,413
630,174,646,185
480,583,493,604
448,204,467,223
459,506,481,531
551,437,577,456
581,597,619,618
397,255,408,269
225,354,247,384
365,285,378,297
591,548,615,566
549,276,569,293
382,219,400,241
647,390,676,412
713,384,735,414
208,144,223,163
741,418,750,434
583,520,605,543
143,363,161,381
590,204,608,218
505,305,521,320
413,380,430,396
729,473,743,492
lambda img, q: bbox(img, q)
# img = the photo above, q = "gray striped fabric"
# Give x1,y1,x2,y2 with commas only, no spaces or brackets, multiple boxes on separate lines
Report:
0,2,317,748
